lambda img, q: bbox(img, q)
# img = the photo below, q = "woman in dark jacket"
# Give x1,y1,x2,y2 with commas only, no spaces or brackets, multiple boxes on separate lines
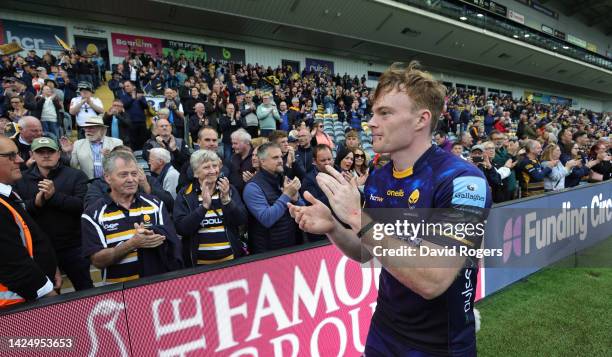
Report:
174,149,248,267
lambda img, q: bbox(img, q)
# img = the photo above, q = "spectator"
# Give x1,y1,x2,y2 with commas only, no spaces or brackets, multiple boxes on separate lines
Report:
337,129,361,155
311,119,335,150
148,148,180,199
183,86,206,118
64,115,123,179
108,72,124,99
469,144,503,193
81,150,182,285
174,150,247,266
588,141,612,182
434,130,453,152
205,91,225,132
243,142,304,253
300,144,333,242
190,102,212,141
34,85,63,139
277,101,290,132
228,129,254,193
268,130,296,177
103,99,132,147
159,88,186,140
13,116,43,170
348,99,363,131
142,118,190,171
219,102,245,163
84,145,174,211
540,144,576,192
10,78,37,111
69,82,104,135
563,141,592,188
14,137,93,291
8,95,31,123
294,128,314,180
484,106,495,135
335,147,356,183
257,92,280,138
241,92,259,138
287,97,302,129
469,118,481,142
353,147,370,186
490,131,517,203
120,80,149,150
516,140,552,197
0,136,59,306
451,142,465,158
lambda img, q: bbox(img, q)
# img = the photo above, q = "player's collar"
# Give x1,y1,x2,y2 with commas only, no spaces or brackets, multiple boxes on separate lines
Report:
392,145,436,179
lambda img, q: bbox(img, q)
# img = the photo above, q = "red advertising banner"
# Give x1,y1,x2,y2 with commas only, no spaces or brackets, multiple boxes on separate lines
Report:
0,244,484,356
111,32,162,58
124,245,379,356
0,290,129,356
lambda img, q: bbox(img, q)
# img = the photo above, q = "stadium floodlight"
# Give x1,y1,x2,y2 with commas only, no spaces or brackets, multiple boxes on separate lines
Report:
563,45,569,49
477,13,484,17
513,34,519,38
459,16,467,21
524,34,530,38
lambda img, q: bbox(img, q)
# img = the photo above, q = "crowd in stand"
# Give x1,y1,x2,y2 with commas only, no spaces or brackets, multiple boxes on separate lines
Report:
0,47,610,303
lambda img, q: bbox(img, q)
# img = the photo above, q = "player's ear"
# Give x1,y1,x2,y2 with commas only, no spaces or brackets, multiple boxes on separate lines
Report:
416,109,431,131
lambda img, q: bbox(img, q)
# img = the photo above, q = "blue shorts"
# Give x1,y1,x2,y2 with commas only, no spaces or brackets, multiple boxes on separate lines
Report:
363,322,476,357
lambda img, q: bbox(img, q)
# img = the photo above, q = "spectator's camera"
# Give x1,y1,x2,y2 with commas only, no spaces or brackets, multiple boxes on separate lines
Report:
472,156,484,164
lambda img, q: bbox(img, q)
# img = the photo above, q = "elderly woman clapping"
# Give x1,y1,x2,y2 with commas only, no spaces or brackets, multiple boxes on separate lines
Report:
173,150,247,267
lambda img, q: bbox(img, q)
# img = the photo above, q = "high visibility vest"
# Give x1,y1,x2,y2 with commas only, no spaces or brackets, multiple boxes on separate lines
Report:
0,196,34,308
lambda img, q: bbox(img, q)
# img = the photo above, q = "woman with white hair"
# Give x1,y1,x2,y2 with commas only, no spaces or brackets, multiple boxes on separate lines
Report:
173,149,247,266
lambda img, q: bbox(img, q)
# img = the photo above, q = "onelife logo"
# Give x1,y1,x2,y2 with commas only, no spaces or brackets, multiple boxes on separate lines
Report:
502,216,522,263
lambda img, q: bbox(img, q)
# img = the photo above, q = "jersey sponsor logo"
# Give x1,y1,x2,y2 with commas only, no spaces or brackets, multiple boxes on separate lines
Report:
462,269,474,313
369,193,384,202
103,222,120,231
408,189,420,204
201,217,223,226
451,176,487,208
386,189,404,197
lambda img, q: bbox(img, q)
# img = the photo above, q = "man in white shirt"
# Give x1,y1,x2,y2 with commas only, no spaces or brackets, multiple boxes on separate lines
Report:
69,82,104,137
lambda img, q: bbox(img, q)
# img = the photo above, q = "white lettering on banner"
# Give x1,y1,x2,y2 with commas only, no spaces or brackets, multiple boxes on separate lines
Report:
591,193,612,228
291,262,340,325
6,31,45,50
334,256,372,306
209,279,249,352
246,274,292,341
158,336,207,357
348,308,366,351
310,317,348,357
152,291,204,340
229,347,258,356
87,299,128,357
270,334,299,357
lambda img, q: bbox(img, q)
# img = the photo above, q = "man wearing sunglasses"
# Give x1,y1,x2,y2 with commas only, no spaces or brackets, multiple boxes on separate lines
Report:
0,136,60,308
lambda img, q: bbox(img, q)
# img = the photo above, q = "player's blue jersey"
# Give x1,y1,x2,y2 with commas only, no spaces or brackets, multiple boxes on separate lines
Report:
364,145,492,356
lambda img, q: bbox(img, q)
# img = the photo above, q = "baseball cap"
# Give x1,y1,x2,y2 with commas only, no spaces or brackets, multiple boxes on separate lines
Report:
31,137,59,152
471,144,484,152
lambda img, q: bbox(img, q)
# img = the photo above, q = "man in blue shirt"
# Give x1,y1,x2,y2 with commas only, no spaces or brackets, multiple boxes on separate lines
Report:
288,61,491,356
243,142,304,254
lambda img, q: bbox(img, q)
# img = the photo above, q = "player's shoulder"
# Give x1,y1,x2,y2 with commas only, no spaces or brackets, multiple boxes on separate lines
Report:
430,147,485,182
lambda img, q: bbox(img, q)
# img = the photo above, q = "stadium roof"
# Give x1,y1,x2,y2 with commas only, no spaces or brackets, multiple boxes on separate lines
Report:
540,0,612,36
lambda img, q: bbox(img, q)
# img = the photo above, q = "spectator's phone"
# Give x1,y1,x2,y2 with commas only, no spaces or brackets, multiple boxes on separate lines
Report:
472,156,484,163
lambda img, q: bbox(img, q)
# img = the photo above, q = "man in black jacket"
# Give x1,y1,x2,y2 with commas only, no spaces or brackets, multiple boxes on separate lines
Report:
0,137,59,307
142,118,190,171
294,128,314,180
14,137,93,291
103,99,131,147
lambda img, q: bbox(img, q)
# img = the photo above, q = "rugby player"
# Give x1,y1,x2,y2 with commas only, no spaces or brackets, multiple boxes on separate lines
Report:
288,62,492,356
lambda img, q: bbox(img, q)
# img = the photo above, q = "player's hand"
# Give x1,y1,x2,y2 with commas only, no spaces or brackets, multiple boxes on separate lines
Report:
317,165,361,230
288,191,335,234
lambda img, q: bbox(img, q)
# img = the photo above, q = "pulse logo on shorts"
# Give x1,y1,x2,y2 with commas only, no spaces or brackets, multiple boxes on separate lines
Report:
503,216,522,263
